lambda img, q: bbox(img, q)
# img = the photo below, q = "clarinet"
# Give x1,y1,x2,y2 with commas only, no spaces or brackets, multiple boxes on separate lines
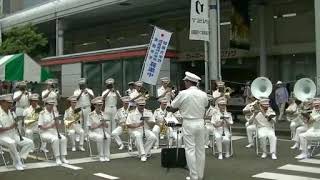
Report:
10,109,24,141
140,110,146,139
52,111,61,139
99,112,107,140
221,113,226,137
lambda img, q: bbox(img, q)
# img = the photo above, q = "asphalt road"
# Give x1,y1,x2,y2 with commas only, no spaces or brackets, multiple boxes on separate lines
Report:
1,135,320,180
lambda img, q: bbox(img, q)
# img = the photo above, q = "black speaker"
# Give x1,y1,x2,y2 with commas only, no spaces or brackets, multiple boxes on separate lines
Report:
161,148,187,168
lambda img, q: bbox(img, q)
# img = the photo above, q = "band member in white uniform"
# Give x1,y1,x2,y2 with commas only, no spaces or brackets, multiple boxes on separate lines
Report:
0,94,34,170
13,81,31,117
38,98,69,165
169,72,208,180
295,98,320,159
126,98,157,162
286,97,303,141
73,78,94,134
242,96,257,148
88,96,111,162
126,82,135,96
204,95,217,148
211,97,233,160
166,110,184,148
153,98,168,149
212,81,225,100
64,96,85,152
42,79,59,113
250,98,277,160
157,77,174,105
111,96,130,150
102,78,121,132
23,93,43,152
290,100,311,149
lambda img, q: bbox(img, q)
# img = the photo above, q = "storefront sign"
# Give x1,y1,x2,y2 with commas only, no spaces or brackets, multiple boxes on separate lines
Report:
189,0,209,41
140,27,172,85
179,49,248,61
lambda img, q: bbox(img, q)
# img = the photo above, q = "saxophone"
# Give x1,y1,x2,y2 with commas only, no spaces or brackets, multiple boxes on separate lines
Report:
25,107,42,127
65,108,81,129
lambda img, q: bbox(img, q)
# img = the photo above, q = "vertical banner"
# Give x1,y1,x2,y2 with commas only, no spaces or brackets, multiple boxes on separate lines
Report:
189,0,209,41
140,27,172,85
230,0,250,50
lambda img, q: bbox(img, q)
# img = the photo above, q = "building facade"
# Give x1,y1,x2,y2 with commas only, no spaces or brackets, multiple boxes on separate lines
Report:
0,0,317,97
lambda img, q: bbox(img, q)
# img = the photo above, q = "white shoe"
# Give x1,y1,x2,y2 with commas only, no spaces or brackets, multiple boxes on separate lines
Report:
246,144,253,148
225,153,231,158
218,153,223,160
15,163,24,171
271,153,277,160
204,145,209,149
72,147,76,152
140,155,147,162
61,157,69,164
99,157,105,162
186,177,191,180
104,157,110,162
295,153,308,159
56,158,62,165
261,153,267,159
79,146,85,152
118,144,124,150
290,143,299,149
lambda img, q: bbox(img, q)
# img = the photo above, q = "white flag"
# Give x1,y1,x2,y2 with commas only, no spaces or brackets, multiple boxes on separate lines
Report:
140,27,172,85
189,0,209,41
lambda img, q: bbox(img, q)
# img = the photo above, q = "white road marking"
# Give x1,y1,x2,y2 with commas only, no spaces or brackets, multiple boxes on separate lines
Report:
299,158,320,165
232,136,245,140
0,149,162,173
61,164,82,170
278,164,320,174
94,173,119,180
253,172,320,180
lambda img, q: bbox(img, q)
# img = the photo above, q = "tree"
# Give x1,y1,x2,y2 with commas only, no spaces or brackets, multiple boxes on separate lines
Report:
0,23,48,59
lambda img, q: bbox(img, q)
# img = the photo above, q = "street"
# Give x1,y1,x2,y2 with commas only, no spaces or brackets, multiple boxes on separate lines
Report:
1,135,319,180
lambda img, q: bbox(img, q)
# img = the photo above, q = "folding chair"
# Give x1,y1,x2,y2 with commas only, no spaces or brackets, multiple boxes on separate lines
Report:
0,145,8,167
308,138,320,157
211,126,234,157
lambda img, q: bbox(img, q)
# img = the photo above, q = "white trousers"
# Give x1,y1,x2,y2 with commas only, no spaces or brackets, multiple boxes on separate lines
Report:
205,124,214,146
25,127,47,150
40,130,67,157
88,130,111,158
183,120,205,180
152,125,160,147
290,121,302,139
293,125,308,144
299,129,320,154
258,127,277,154
167,127,183,147
277,103,286,120
68,124,85,147
81,106,91,133
111,126,123,146
214,127,231,154
104,106,117,132
129,129,156,156
0,134,34,163
246,123,256,145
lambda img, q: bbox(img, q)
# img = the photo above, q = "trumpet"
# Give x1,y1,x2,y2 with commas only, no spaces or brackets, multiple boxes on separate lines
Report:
224,87,234,98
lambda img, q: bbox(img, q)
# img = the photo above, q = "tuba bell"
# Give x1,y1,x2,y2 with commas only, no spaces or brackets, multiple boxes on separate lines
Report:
293,78,316,102
250,77,273,100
